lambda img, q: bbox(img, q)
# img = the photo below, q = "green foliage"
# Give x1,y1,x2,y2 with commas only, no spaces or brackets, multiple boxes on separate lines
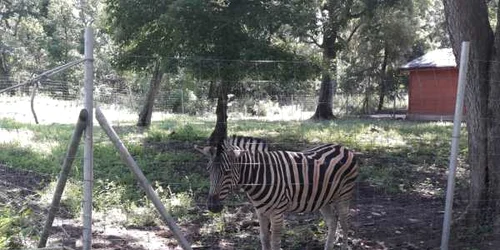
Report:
105,0,320,103
168,124,200,141
0,143,61,174
166,89,197,114
149,116,212,139
125,183,194,227
0,0,118,100
39,179,83,217
0,204,37,249
93,180,128,211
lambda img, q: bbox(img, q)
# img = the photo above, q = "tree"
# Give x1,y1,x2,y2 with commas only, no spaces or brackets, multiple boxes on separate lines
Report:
137,61,163,126
105,0,172,126
0,0,95,98
442,0,500,234
0,0,48,85
309,0,359,120
340,0,419,113
42,0,84,98
297,0,399,120
106,0,318,142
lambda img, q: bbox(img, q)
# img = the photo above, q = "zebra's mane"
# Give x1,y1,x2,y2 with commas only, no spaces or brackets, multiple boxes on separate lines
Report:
225,135,270,151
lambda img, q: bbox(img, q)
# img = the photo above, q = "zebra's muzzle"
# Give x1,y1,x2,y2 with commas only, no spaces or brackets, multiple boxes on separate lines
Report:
207,195,223,213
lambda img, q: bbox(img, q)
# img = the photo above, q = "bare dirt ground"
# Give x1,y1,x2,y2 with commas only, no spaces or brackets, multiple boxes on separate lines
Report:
1,163,459,250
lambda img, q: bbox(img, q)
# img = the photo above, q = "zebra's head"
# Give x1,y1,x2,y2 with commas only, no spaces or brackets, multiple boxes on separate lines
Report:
195,140,245,213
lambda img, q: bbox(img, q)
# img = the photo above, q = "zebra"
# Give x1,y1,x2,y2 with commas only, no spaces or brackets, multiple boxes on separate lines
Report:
195,138,359,250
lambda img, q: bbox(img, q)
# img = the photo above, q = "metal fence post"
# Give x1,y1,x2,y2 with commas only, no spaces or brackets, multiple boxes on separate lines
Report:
441,41,470,250
82,26,94,250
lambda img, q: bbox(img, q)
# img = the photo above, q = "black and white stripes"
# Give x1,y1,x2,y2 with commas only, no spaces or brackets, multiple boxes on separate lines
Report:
226,134,269,152
195,135,359,250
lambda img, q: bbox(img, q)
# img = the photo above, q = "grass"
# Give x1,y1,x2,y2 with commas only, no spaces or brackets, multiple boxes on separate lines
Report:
0,114,468,248
0,115,467,198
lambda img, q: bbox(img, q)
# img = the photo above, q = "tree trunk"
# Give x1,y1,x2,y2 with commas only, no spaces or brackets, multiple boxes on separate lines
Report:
208,80,228,145
377,45,389,112
208,80,216,99
137,62,163,127
487,2,500,233
310,73,336,120
310,3,338,121
0,49,14,95
443,0,500,232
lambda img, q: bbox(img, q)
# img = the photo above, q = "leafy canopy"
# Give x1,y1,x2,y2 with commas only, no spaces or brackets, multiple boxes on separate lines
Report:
105,0,319,82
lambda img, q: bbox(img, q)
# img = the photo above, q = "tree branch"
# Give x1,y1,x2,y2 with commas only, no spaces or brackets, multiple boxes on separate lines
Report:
31,81,39,124
345,21,362,44
301,35,322,48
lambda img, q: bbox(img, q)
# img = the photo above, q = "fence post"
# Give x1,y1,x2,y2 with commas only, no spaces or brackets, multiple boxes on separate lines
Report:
82,26,94,250
181,88,185,114
38,109,87,248
440,41,470,250
95,107,192,250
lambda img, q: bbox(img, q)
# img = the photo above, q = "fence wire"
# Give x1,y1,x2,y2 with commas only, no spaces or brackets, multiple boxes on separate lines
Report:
2,57,498,250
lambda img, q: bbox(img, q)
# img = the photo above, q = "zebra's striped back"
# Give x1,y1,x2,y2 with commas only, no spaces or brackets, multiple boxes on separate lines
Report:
227,135,269,152
237,144,358,214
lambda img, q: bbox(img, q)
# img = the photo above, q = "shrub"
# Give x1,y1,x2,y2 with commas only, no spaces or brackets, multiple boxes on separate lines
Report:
0,204,36,249
39,180,83,218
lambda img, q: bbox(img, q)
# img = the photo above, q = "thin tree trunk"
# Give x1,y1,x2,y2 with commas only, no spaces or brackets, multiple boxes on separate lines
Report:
208,80,216,99
208,80,228,145
377,45,389,112
0,50,14,95
137,62,163,127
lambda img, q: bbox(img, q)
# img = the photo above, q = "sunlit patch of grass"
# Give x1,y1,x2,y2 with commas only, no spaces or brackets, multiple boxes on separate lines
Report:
356,127,407,149
148,119,212,142
124,184,195,227
0,144,63,174
0,128,35,144
38,179,83,217
0,128,64,155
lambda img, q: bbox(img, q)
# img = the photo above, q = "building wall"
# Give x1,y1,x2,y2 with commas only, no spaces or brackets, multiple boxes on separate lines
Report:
407,68,459,120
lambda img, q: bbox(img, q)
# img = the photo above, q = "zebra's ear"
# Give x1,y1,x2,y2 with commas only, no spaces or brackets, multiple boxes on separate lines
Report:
194,145,216,157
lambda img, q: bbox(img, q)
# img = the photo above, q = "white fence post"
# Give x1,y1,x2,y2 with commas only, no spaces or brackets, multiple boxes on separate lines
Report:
82,26,94,250
440,41,470,250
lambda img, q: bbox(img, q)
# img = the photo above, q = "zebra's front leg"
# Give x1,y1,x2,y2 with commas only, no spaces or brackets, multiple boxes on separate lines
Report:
270,213,284,250
320,204,339,250
257,212,272,250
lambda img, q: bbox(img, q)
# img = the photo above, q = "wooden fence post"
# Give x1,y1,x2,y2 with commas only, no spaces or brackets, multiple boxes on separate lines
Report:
95,107,192,250
38,109,88,248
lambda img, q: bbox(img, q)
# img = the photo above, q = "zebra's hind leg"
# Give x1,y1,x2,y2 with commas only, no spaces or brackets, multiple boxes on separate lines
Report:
320,204,339,250
336,200,351,250
257,212,272,250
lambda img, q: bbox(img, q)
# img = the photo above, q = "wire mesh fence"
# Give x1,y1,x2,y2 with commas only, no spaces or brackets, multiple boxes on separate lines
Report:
2,55,499,250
